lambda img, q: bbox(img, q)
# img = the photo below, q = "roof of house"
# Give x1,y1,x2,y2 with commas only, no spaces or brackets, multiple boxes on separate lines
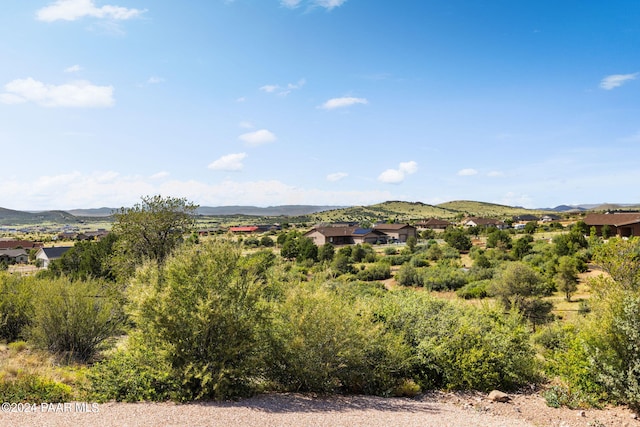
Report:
0,249,27,258
415,218,452,226
229,226,259,232
305,227,385,238
464,217,505,226
583,213,640,227
373,223,416,231
38,246,72,260
0,240,42,250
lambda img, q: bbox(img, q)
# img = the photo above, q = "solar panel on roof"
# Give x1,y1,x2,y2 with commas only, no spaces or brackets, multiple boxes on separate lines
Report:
352,228,372,235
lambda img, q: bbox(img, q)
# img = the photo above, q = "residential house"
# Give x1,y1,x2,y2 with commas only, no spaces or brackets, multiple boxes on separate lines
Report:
461,217,507,229
414,218,452,230
304,227,387,246
0,249,28,264
372,223,417,242
583,213,640,237
36,247,72,268
0,239,42,250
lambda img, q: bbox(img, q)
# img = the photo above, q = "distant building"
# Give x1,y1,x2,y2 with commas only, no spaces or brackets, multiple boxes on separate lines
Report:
304,227,387,246
583,213,640,237
414,218,452,230
461,217,507,229
372,223,418,242
0,249,28,264
36,247,72,268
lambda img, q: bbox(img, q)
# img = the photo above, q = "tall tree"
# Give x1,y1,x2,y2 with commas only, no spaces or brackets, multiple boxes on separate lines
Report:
112,195,198,277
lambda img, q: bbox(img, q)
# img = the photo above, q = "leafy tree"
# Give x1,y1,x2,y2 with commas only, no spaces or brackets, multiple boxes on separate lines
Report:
280,238,299,260
331,253,353,275
111,195,198,277
317,243,335,262
489,262,553,325
593,237,640,290
406,236,417,253
260,236,275,247
443,227,472,252
601,224,612,239
296,237,318,263
524,221,537,234
553,230,588,257
512,235,533,260
44,233,118,281
486,229,512,250
0,273,34,341
395,263,421,287
555,256,579,301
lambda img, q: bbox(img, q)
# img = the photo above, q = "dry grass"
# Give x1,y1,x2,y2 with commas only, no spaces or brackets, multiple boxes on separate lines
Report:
0,341,90,393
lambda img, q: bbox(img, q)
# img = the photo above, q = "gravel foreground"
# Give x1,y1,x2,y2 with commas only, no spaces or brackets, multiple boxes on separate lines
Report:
1,392,638,427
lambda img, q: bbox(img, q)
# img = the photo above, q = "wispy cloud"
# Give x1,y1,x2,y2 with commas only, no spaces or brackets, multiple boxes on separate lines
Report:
36,0,146,22
600,72,638,90
280,0,347,10
208,153,247,171
319,96,368,110
0,77,114,108
327,172,348,182
150,171,170,179
457,168,478,176
64,64,82,73
0,172,389,210
487,170,504,177
378,161,418,184
239,129,277,146
260,78,305,96
147,76,165,84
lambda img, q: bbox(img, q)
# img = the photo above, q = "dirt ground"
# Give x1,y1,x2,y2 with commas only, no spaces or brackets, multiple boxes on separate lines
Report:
1,391,638,427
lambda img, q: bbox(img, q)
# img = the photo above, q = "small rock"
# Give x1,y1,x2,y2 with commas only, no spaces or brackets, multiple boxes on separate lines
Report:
488,390,511,403
632,412,638,419
577,410,586,417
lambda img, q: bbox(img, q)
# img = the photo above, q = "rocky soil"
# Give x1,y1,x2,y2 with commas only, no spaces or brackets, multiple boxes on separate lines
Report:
1,391,638,427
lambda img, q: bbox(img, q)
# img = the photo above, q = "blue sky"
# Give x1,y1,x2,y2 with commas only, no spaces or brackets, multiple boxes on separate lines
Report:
1,0,640,210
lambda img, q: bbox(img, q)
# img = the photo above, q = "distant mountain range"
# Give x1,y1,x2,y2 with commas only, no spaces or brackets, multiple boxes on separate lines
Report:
1,201,639,226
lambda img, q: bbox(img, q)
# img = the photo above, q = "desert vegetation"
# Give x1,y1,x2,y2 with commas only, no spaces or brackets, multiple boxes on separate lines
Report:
1,195,640,413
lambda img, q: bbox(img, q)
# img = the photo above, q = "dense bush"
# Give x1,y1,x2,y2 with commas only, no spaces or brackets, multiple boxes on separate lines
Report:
356,263,391,281
456,280,489,299
124,240,270,401
381,292,539,391
421,264,467,291
0,273,33,342
266,283,412,395
28,277,125,362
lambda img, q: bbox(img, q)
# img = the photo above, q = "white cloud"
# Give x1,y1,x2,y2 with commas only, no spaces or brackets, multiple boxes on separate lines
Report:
600,72,639,90
280,0,302,7
457,168,478,176
280,0,347,10
208,153,247,171
150,171,170,179
327,172,348,182
0,172,389,210
260,78,305,96
487,170,504,177
378,161,418,184
36,0,146,22
147,76,165,84
0,77,114,108
239,129,277,146
320,96,368,110
313,0,348,10
64,64,82,73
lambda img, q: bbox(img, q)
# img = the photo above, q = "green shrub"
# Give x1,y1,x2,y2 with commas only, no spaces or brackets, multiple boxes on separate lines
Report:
381,292,538,391
125,240,270,401
0,273,33,342
266,284,412,395
0,374,72,403
421,264,467,291
89,340,176,402
456,280,489,299
28,277,125,362
395,263,422,287
356,263,391,281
